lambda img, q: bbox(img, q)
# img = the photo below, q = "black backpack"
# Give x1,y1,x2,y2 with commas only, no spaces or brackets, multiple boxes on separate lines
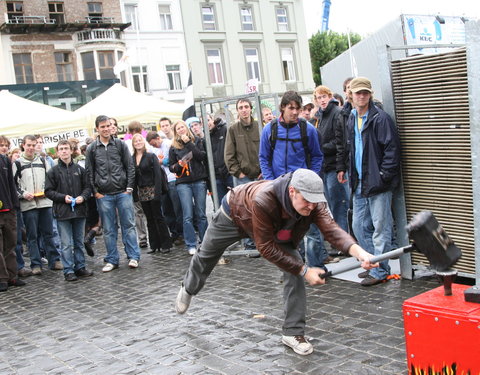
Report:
269,118,311,168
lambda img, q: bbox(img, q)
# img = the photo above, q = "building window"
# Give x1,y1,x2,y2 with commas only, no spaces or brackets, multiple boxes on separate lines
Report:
117,51,127,85
206,48,224,84
12,53,33,83
276,7,289,31
132,66,149,92
159,4,172,30
240,6,254,31
81,52,96,80
88,2,103,19
201,5,216,31
124,4,138,30
55,52,73,81
6,1,23,22
281,47,296,81
166,65,182,91
245,48,261,81
98,51,115,79
48,2,65,24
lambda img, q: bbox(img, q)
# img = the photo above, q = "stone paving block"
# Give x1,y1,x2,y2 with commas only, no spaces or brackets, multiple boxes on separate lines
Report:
0,236,443,374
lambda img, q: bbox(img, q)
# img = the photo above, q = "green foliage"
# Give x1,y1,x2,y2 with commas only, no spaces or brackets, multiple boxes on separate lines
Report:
309,31,362,86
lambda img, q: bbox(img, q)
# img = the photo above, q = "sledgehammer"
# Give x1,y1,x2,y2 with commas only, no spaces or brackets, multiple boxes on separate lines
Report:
320,211,462,279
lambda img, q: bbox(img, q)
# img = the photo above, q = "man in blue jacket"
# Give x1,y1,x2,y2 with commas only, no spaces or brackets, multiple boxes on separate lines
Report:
259,91,323,179
347,77,401,286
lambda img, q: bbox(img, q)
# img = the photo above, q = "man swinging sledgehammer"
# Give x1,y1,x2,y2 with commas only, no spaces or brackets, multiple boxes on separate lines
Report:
174,168,376,355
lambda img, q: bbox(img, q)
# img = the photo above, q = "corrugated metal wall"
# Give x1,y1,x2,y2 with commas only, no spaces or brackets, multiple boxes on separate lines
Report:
390,47,475,276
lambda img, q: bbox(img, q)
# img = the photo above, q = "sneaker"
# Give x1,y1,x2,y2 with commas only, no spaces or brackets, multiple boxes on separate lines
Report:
188,247,196,256
102,263,118,273
74,268,93,278
8,278,26,287
41,257,48,265
0,282,7,292
139,242,148,248
18,268,33,278
64,273,78,282
51,261,64,271
147,248,157,254
31,266,42,276
84,241,95,257
128,259,139,268
175,285,192,314
357,270,370,279
159,248,171,254
360,274,385,286
282,335,314,355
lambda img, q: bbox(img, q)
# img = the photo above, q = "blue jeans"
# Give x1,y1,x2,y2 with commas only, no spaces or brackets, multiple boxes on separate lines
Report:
215,174,233,203
22,207,60,269
233,175,256,249
323,171,349,232
57,218,86,275
176,181,208,248
352,183,393,280
306,223,328,268
15,209,25,270
96,192,140,265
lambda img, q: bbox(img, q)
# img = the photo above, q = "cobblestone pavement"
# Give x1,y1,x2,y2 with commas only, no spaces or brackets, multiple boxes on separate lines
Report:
0,240,440,375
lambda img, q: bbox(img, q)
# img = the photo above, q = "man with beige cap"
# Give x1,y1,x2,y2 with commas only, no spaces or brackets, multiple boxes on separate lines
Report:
174,168,376,356
346,77,401,286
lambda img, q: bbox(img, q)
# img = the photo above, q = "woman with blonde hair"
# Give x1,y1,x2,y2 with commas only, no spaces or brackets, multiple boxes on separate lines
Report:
132,134,172,254
168,120,208,255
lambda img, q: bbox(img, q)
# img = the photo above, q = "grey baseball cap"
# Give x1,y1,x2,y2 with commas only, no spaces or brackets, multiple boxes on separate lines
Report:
290,169,326,203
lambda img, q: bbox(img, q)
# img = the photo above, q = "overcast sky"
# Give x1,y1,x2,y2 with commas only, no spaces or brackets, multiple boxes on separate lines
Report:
303,0,480,36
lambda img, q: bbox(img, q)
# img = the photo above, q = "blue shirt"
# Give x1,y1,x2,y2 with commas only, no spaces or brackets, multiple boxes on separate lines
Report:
352,109,369,180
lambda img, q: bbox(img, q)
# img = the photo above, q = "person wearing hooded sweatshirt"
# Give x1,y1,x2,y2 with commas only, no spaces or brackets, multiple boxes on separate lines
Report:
174,169,376,356
207,114,232,202
312,85,349,234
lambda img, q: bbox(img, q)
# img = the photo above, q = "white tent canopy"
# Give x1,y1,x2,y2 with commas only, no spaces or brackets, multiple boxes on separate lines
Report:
75,83,184,129
0,90,88,139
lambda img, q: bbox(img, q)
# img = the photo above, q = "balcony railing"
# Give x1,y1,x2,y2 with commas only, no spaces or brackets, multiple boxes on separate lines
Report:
76,28,122,43
85,16,114,24
8,15,56,24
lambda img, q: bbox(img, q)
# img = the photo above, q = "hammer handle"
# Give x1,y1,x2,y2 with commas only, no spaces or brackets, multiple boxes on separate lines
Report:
320,244,415,279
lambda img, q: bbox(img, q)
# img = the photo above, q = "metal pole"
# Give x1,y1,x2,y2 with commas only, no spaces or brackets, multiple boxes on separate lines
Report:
200,100,219,211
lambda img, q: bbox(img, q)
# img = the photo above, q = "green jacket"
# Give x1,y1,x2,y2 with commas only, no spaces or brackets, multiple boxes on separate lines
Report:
224,117,261,179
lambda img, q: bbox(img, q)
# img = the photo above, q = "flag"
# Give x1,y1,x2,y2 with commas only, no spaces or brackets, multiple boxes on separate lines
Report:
182,70,196,120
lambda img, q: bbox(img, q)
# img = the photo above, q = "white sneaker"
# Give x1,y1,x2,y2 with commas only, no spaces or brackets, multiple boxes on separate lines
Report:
282,335,313,355
128,259,139,268
102,263,118,273
188,247,196,256
175,285,192,314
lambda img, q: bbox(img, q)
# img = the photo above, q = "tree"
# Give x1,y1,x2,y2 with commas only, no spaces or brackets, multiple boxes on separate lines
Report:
309,31,361,86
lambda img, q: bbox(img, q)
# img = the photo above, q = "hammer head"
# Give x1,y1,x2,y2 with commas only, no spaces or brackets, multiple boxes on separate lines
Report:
406,211,461,271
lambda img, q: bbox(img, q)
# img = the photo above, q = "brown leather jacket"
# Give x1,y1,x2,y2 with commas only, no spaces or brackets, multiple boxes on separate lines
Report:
229,174,356,275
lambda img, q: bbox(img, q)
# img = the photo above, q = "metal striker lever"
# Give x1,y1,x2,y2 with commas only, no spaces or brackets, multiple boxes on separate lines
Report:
320,245,416,279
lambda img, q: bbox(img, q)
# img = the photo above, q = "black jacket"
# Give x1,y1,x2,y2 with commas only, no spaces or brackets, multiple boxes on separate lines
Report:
346,101,401,197
313,100,342,173
0,154,19,211
209,120,229,178
45,159,91,220
335,101,352,173
169,137,207,185
133,152,168,202
85,136,135,195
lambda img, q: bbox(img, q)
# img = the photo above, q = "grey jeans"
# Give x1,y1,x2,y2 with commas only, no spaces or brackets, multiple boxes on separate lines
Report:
183,209,307,336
